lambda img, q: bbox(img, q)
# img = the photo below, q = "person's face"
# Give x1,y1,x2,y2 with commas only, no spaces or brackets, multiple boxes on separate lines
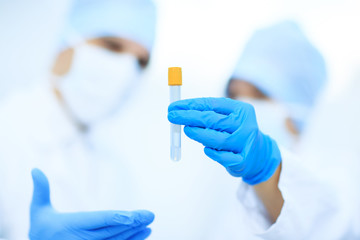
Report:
52,37,150,76
227,79,299,137
227,79,269,100
51,37,150,127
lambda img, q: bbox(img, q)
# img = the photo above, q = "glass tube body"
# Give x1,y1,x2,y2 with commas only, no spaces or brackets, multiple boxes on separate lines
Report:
170,85,181,161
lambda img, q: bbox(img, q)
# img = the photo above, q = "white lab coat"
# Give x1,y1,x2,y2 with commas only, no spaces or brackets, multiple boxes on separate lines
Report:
0,84,139,239
0,79,257,240
236,75,360,239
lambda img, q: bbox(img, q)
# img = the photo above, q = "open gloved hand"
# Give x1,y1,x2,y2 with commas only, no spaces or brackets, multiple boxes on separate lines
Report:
168,97,281,185
29,169,154,240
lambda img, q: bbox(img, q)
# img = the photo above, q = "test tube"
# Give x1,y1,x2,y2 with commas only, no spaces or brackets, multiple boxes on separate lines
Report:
168,67,182,162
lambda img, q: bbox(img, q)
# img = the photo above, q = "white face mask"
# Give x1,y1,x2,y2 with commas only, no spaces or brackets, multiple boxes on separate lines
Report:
57,44,142,126
237,98,298,149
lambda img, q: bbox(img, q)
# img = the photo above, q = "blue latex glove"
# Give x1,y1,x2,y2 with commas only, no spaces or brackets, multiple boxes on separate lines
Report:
168,98,281,185
29,169,155,240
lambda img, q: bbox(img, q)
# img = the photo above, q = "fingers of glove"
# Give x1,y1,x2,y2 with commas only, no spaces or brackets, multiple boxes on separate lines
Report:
204,147,246,177
104,226,150,240
87,225,139,239
69,210,154,230
128,228,152,240
184,126,232,151
168,98,243,115
31,168,51,208
168,110,239,133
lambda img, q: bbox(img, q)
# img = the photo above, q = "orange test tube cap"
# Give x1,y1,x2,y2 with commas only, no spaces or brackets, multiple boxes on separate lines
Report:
168,67,182,86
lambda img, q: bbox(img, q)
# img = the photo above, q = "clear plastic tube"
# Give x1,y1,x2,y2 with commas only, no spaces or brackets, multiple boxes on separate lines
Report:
170,86,181,161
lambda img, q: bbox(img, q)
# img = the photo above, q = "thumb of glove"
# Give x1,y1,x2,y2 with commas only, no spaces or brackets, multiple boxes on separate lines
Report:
31,168,51,210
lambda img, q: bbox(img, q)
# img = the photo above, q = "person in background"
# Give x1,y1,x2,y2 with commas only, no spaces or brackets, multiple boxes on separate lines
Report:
168,21,359,240
226,21,327,149
0,0,156,239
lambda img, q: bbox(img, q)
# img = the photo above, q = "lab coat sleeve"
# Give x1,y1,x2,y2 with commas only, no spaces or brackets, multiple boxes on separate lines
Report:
237,147,350,239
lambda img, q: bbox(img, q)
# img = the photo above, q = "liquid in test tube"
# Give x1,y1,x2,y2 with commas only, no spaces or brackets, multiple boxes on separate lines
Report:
168,67,182,162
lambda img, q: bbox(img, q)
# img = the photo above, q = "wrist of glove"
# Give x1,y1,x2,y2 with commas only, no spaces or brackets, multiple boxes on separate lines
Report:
168,97,281,185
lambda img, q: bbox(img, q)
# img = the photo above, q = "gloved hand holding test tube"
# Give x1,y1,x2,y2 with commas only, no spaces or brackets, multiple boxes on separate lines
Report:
168,67,182,161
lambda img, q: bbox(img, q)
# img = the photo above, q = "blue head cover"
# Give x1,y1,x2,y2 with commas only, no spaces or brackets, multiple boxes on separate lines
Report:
231,21,327,129
60,0,157,51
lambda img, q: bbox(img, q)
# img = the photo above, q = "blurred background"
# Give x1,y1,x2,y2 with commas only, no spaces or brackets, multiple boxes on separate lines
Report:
1,0,359,101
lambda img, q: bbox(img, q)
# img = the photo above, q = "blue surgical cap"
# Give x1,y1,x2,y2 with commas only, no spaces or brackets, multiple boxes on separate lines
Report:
60,0,157,52
231,21,327,109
